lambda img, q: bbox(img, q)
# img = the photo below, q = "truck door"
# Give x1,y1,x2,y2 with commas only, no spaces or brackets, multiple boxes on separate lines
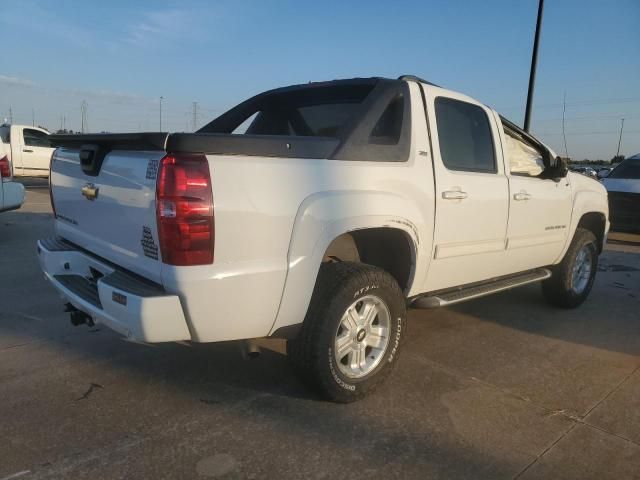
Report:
500,124,572,268
423,88,509,291
19,128,53,175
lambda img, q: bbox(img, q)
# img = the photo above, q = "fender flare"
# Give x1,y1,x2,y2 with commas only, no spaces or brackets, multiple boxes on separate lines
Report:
268,190,426,336
556,189,609,262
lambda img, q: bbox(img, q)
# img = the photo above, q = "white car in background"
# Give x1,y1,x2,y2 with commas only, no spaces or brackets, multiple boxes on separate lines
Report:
571,166,598,179
602,154,640,232
0,151,25,213
0,124,55,177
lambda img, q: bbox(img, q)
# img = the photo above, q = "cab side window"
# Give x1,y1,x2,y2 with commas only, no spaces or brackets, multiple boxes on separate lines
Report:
23,129,51,148
504,129,545,177
434,97,496,173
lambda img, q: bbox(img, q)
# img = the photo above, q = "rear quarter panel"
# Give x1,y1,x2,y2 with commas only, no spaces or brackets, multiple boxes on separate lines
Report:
166,152,433,342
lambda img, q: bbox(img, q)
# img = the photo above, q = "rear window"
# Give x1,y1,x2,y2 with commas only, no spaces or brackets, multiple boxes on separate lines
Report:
609,159,640,179
296,103,360,137
200,83,375,138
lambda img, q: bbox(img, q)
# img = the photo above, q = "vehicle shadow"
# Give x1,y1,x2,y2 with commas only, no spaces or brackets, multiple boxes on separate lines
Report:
441,260,640,357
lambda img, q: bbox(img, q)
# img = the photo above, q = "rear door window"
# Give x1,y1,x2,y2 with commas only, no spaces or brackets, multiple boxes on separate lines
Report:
434,97,496,173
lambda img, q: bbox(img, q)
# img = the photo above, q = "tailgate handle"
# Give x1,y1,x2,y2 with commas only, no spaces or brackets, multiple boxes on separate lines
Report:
79,144,109,177
81,183,99,201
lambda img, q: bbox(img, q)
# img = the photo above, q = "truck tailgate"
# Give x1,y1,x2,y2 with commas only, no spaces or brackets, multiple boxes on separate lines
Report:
51,148,165,283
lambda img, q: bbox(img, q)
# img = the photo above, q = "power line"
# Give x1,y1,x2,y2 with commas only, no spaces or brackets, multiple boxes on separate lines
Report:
537,129,640,136
498,97,640,113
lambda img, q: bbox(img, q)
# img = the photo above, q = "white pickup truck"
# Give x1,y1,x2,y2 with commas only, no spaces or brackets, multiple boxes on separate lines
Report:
38,76,609,402
0,124,55,177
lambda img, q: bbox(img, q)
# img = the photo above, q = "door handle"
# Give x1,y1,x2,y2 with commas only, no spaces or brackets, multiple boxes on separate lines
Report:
513,191,532,201
442,190,468,200
23,149,33,153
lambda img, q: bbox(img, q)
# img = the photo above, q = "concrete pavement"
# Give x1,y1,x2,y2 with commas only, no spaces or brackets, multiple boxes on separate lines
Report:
0,184,638,479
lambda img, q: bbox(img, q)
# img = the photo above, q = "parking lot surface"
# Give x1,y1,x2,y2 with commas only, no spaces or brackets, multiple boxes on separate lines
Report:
1,181,639,479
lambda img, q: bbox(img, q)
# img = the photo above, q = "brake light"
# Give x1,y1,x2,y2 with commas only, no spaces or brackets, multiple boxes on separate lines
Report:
0,155,11,181
156,154,214,266
49,151,56,217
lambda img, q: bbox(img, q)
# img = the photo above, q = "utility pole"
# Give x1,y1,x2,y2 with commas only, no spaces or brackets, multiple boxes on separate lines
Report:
32,109,35,127
192,102,198,131
159,96,164,132
8,106,13,124
616,118,625,158
524,0,544,132
81,100,88,134
562,92,568,158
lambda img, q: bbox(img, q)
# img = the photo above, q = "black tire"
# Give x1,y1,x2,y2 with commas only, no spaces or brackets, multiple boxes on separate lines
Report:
542,228,598,308
287,262,406,403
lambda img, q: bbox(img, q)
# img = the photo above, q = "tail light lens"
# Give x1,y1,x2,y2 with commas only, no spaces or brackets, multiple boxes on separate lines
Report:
156,154,214,266
49,151,56,217
0,155,11,182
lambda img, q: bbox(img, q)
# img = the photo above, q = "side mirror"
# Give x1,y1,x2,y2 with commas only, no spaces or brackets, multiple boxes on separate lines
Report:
545,154,569,179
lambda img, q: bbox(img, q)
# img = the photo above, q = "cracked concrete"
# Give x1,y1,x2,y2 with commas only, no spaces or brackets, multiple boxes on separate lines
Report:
0,181,639,479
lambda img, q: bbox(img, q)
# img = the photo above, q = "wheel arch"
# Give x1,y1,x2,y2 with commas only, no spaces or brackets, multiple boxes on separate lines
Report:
324,227,416,291
556,189,609,262
576,211,607,253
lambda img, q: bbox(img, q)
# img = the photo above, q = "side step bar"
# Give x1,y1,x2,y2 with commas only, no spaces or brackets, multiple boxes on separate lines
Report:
412,268,552,308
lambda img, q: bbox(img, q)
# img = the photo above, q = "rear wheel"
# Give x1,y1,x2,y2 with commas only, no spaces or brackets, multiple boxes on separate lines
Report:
287,262,405,403
542,228,598,308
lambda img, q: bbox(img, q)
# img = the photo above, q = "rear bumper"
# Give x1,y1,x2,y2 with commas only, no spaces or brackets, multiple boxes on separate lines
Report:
37,237,192,342
0,181,25,212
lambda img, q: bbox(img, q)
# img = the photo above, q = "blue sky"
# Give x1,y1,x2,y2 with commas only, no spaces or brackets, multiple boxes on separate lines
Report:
0,0,638,159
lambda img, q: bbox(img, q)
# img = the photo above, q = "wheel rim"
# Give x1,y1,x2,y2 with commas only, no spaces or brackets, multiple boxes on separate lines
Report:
334,295,391,379
571,245,593,294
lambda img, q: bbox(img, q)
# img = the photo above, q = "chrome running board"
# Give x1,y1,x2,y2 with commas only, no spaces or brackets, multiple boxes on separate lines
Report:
412,268,552,308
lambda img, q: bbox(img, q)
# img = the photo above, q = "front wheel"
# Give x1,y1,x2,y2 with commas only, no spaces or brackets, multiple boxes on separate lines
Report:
542,228,598,308
287,262,406,403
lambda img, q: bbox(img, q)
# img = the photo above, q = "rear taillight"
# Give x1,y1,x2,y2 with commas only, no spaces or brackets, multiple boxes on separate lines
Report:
49,151,56,217
0,155,11,182
156,154,214,266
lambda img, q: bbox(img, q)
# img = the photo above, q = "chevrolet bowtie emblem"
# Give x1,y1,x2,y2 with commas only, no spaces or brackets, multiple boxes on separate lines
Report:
81,183,99,201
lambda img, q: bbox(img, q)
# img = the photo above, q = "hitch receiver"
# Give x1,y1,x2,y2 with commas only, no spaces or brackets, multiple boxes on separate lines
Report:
65,303,95,327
